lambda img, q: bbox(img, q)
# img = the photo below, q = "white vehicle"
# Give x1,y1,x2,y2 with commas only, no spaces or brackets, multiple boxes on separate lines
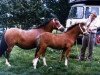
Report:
66,4,100,28
66,3,100,45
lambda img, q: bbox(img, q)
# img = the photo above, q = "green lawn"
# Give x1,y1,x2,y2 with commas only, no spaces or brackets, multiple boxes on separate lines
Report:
0,45,100,75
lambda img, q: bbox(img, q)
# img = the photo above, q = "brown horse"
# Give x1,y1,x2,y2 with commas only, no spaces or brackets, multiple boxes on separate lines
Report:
0,18,64,66
33,22,87,69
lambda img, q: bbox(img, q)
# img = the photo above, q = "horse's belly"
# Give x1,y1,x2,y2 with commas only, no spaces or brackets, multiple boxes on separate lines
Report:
51,46,64,50
50,44,65,50
17,43,36,49
49,38,66,49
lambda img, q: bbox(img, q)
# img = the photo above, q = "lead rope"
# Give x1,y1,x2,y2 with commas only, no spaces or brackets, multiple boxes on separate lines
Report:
79,24,85,34
76,24,85,58
75,39,79,58
75,24,82,58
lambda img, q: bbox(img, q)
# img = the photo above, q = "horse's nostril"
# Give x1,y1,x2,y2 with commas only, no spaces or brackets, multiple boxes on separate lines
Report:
60,27,65,32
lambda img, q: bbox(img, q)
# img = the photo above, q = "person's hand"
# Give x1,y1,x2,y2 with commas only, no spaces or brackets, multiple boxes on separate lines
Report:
88,29,92,32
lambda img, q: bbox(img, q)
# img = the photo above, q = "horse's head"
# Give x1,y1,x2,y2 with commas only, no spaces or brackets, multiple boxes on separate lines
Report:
51,18,65,32
78,22,88,35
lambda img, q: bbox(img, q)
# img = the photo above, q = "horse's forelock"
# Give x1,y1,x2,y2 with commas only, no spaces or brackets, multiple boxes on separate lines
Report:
52,18,58,23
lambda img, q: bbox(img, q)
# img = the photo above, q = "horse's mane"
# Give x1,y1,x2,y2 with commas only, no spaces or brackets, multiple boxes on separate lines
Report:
66,22,85,31
67,23,79,31
35,18,58,28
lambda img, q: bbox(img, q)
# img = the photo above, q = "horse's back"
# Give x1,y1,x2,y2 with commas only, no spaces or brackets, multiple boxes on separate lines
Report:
37,32,67,49
5,28,21,38
5,28,35,38
4,28,42,49
39,32,53,41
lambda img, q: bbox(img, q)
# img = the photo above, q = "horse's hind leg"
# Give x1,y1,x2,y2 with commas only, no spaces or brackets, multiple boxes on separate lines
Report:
38,45,47,66
65,47,71,66
4,47,13,66
33,45,47,69
33,47,40,69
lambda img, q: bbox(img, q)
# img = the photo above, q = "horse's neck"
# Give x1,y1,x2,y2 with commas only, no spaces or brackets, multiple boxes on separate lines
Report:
41,24,53,32
66,27,80,40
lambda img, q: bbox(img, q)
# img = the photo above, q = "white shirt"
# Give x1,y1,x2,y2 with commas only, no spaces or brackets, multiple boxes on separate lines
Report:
86,16,100,33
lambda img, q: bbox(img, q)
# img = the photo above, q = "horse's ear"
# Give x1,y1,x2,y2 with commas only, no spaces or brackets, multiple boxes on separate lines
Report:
80,22,86,25
52,18,56,23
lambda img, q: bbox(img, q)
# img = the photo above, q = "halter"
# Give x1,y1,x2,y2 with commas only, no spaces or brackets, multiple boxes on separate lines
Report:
52,19,63,30
79,24,87,34
58,25,64,30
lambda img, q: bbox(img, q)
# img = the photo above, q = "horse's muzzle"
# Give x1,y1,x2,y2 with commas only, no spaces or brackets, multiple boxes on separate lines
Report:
58,26,65,32
83,31,89,36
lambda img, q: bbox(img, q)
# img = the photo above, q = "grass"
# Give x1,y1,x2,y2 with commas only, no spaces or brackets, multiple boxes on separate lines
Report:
0,45,100,75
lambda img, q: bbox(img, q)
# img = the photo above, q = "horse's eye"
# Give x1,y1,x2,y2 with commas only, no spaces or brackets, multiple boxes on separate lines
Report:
55,22,59,25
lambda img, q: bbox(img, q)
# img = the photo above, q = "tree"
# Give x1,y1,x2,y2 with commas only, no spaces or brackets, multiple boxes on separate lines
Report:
45,0,70,26
0,0,49,29
0,0,70,28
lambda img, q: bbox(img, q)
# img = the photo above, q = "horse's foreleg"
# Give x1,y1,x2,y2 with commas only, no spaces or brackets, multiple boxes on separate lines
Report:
33,47,42,69
61,50,66,61
42,49,47,66
32,47,40,69
65,48,71,66
33,49,39,69
42,57,47,66
33,58,39,69
33,46,47,69
65,57,68,66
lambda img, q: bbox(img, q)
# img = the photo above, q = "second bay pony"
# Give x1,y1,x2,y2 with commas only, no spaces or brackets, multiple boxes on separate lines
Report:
33,22,87,69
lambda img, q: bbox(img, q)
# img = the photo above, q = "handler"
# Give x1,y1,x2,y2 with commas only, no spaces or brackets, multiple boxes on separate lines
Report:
79,12,100,61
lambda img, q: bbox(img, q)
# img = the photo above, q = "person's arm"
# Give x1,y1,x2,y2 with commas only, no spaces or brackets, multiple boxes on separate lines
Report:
95,16,100,28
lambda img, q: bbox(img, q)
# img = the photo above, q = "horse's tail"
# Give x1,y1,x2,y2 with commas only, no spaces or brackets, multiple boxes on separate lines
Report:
0,32,8,57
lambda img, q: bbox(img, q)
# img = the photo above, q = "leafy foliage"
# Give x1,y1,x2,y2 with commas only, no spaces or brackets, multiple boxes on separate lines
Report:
46,0,70,26
0,0,70,29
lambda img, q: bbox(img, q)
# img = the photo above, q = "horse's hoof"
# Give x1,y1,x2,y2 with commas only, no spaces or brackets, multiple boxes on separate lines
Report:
65,64,68,68
33,66,37,69
5,62,11,67
6,64,11,67
32,62,36,69
44,64,47,66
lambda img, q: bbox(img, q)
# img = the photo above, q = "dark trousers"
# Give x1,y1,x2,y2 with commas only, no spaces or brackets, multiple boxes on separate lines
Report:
79,33,96,60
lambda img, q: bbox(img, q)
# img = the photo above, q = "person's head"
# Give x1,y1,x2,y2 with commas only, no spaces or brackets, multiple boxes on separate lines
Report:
89,12,97,21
